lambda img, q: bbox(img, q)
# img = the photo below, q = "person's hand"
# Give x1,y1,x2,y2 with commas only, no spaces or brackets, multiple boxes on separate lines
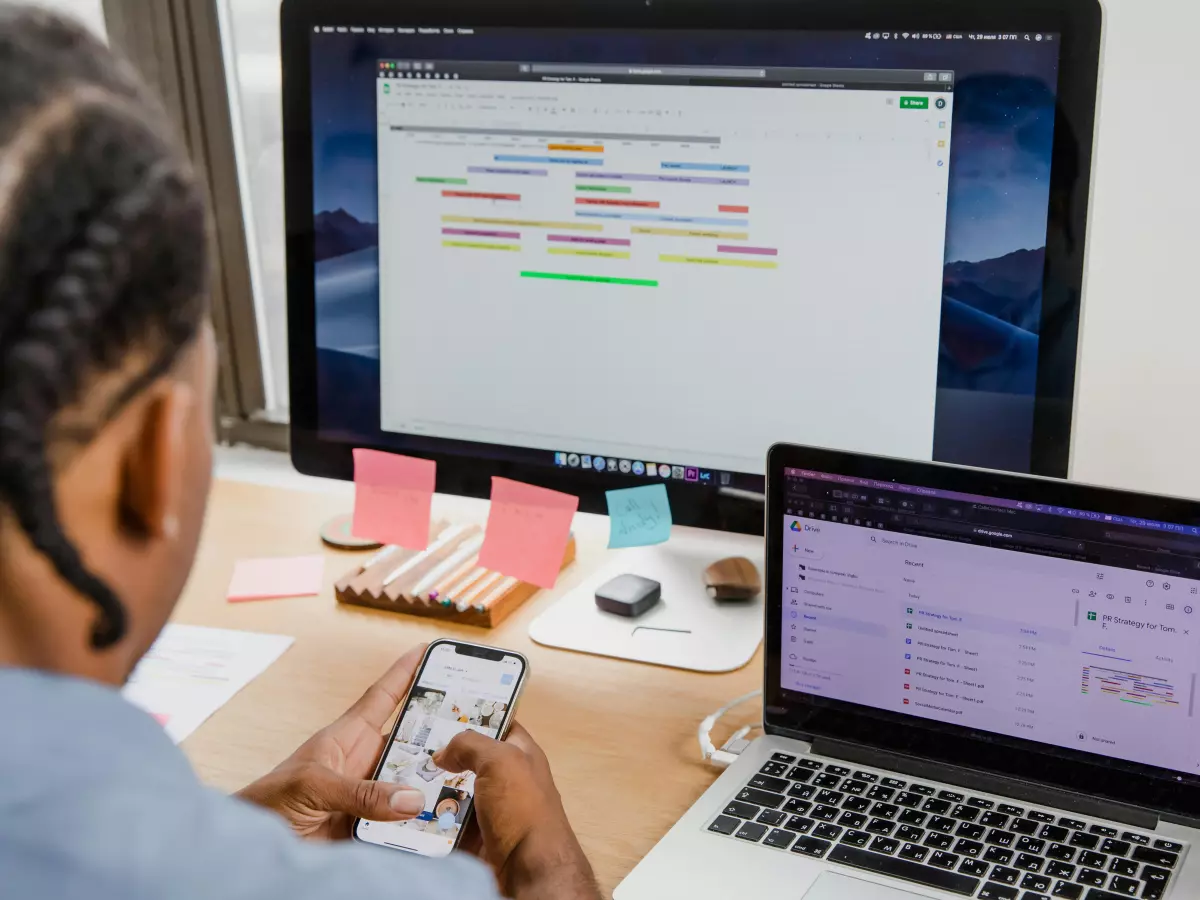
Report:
237,644,429,840
435,724,599,900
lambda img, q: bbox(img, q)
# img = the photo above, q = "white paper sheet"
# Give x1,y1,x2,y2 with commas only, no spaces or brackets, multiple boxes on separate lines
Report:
123,624,294,743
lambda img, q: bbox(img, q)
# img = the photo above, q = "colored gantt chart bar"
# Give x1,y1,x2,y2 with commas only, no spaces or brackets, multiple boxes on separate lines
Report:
578,171,748,186
576,211,750,227
495,154,603,166
661,162,750,172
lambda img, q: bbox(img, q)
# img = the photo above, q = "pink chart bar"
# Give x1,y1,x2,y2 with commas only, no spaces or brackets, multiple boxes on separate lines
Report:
443,227,521,239
718,244,778,256
547,234,632,246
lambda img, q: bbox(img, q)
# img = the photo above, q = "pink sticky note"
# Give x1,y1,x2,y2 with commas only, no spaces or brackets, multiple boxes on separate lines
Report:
227,554,326,602
352,449,437,550
477,478,578,589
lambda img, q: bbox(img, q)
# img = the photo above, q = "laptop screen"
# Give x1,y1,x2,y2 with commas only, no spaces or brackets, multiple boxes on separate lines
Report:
780,466,1200,778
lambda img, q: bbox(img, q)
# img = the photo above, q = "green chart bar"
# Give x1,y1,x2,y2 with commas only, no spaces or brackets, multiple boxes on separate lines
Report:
521,271,658,287
575,184,634,194
416,176,468,184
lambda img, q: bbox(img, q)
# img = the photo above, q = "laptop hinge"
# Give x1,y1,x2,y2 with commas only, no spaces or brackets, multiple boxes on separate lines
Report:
811,736,1159,830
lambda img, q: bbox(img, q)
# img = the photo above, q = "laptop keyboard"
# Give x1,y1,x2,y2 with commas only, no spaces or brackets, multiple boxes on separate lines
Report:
707,753,1186,900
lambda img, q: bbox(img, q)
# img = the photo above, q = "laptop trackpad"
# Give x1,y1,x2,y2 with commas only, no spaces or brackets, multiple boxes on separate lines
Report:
802,872,931,900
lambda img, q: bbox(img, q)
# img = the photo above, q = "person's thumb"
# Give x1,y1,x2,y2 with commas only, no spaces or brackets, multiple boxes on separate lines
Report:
310,767,426,821
434,728,496,774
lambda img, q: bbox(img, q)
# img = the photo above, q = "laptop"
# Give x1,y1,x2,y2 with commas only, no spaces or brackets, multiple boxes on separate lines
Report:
617,444,1200,900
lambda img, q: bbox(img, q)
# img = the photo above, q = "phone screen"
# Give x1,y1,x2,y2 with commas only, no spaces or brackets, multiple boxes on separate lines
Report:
354,642,525,856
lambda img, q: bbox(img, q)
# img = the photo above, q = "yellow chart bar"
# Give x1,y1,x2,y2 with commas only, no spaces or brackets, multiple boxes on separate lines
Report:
548,247,631,260
632,226,748,240
442,214,603,232
442,240,521,252
660,254,777,270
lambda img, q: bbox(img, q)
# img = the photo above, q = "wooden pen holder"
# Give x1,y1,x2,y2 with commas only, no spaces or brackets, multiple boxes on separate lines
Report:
335,521,575,628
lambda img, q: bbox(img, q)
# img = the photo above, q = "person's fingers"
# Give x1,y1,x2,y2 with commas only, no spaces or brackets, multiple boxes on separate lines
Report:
434,728,503,774
343,644,428,730
504,722,552,779
306,766,426,821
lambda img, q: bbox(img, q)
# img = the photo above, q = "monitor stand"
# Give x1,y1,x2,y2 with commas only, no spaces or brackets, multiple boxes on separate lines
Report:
528,529,764,673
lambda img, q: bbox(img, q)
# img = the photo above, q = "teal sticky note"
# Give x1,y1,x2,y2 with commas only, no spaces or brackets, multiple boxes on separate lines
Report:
606,484,672,549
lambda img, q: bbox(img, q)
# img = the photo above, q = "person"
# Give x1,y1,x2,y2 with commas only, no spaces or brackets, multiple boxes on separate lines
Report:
0,7,599,900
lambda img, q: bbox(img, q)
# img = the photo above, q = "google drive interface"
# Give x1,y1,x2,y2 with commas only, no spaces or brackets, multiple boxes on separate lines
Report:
782,469,1200,776
376,61,953,475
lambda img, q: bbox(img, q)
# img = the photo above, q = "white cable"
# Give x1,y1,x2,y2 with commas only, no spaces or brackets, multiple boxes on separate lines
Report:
698,689,762,768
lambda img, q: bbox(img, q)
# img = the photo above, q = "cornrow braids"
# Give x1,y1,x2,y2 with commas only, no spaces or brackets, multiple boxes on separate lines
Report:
0,7,209,649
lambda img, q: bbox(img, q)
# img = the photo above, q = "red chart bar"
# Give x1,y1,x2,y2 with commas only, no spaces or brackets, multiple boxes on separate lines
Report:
575,197,661,209
442,190,521,201
719,204,750,213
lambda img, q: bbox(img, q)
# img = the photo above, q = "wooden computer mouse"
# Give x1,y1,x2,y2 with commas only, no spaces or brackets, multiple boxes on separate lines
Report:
703,557,761,602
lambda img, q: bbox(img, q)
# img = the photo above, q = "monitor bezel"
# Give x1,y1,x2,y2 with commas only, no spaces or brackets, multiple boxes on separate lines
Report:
281,0,1102,532
765,442,1200,822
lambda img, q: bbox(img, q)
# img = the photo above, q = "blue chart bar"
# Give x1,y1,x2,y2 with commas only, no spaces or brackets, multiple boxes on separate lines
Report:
468,166,548,176
495,154,604,166
575,210,751,227
662,161,751,173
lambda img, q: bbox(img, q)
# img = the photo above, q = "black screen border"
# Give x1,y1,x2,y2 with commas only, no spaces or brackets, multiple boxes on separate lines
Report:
765,442,1200,824
282,0,1102,533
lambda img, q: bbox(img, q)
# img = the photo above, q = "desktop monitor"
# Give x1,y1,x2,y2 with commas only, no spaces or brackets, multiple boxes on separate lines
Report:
281,0,1102,535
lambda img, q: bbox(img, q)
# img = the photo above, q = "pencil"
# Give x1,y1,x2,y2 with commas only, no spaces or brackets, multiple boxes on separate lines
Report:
411,534,484,603
475,576,518,612
441,566,489,607
381,524,479,589
456,571,505,612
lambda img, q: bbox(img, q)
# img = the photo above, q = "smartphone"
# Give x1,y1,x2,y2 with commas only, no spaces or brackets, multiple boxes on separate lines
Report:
353,640,528,857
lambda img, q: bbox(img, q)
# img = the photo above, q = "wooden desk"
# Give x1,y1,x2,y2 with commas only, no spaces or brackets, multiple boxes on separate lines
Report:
175,479,763,896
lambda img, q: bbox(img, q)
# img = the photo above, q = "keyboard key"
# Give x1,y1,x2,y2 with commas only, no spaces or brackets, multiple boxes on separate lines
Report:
708,815,740,835
960,858,989,877
978,886,1019,900
956,822,986,840
1075,868,1106,887
791,836,831,858
842,780,869,796
1089,825,1118,837
990,865,1020,884
1070,832,1100,849
812,805,839,821
757,809,787,827
1108,858,1137,877
843,796,871,813
954,839,984,858
866,786,896,802
1050,882,1082,899
1021,873,1052,892
1012,819,1040,835
723,800,759,819
1059,818,1087,831
1140,865,1170,888
1152,839,1182,853
854,771,879,783
749,774,789,792
985,846,1014,864
899,842,929,862
953,804,981,822
826,765,850,777
736,787,785,809
925,832,954,850
882,777,907,789
929,815,957,833
813,823,842,841
771,752,796,763
758,762,789,779
931,850,961,870
899,809,928,826
1100,839,1130,857
762,828,794,849
896,791,924,808
783,798,811,815
795,758,822,770
1078,852,1108,869
988,829,1016,848
970,798,997,809
1107,875,1140,896
825,844,981,895
871,802,899,820
785,815,813,833
909,784,937,796
1015,853,1044,872
735,821,768,842
866,818,895,836
837,811,866,829
1131,846,1178,868
982,812,1012,828
815,789,844,806
788,783,817,799
788,766,814,783
870,836,900,855
1119,832,1148,846
1046,861,1075,879
1029,811,1056,823
1047,844,1075,862
1041,825,1069,843
840,829,870,848
897,825,924,842
1016,836,1046,855
1021,892,1050,900
924,798,953,815
812,772,842,788
999,805,1026,817
940,790,966,803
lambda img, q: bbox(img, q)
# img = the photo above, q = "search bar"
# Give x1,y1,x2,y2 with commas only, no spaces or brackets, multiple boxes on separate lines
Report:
529,64,767,79
1104,530,1200,556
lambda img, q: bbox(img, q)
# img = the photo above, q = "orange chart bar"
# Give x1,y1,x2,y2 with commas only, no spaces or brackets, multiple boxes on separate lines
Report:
719,204,750,214
575,197,661,209
442,190,521,201
547,144,604,152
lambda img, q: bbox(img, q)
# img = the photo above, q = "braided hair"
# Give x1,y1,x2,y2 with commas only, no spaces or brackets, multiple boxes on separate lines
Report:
0,7,209,649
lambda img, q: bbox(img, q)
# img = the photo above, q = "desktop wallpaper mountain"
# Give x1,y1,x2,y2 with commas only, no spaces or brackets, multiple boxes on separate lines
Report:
308,31,1064,472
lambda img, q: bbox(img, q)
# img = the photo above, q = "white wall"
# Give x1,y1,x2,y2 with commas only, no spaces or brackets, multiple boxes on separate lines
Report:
1070,0,1200,498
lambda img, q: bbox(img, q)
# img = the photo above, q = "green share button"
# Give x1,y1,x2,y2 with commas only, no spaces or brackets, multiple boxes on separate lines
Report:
900,96,929,109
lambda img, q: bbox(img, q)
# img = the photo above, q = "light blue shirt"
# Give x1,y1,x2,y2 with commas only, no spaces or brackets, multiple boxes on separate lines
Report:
0,668,500,899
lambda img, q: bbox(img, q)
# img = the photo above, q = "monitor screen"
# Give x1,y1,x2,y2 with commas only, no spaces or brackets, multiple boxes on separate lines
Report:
779,467,1200,777
307,25,1068,491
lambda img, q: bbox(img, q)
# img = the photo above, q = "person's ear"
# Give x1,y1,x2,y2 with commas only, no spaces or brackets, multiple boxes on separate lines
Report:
118,381,195,541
